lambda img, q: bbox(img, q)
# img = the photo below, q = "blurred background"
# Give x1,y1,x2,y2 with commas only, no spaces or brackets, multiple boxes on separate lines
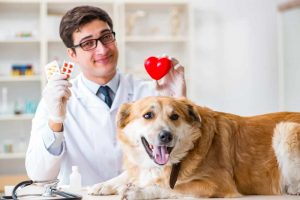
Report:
0,0,299,192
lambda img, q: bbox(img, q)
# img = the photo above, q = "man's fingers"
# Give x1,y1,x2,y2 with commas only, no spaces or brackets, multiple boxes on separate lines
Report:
57,87,72,99
173,63,183,70
55,89,70,101
170,57,179,66
49,80,72,88
64,88,72,99
174,65,185,76
49,84,70,99
155,81,161,91
48,74,68,81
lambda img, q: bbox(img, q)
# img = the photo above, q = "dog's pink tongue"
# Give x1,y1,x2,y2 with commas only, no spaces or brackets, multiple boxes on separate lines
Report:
153,146,169,165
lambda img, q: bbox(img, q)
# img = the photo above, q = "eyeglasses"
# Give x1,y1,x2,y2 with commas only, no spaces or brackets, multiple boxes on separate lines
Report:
72,31,116,51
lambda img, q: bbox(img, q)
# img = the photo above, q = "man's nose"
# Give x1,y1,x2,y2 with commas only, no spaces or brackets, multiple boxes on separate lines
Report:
95,40,108,54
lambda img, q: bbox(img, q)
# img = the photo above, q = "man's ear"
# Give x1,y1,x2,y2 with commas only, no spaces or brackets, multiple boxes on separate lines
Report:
67,48,78,63
116,103,132,129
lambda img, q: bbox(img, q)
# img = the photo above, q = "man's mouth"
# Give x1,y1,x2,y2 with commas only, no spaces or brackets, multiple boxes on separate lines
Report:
141,137,173,165
94,55,111,64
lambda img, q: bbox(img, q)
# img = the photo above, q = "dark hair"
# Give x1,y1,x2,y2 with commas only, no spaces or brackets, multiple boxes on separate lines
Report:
59,5,113,48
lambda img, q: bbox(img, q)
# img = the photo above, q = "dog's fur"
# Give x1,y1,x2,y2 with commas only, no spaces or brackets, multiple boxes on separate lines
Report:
89,96,300,199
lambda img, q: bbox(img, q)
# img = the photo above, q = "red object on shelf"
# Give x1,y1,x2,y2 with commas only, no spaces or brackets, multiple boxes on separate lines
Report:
144,56,172,80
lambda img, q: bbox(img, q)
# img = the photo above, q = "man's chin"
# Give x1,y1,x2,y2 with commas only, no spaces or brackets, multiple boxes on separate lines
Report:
95,69,116,80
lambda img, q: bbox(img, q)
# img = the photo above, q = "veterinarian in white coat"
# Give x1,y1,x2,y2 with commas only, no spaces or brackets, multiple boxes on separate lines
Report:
25,6,186,186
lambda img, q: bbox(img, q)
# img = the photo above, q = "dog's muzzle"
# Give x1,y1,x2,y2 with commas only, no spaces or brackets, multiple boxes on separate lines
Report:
141,131,174,165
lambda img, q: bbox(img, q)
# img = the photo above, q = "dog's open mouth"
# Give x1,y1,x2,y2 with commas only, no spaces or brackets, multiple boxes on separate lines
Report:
141,137,173,165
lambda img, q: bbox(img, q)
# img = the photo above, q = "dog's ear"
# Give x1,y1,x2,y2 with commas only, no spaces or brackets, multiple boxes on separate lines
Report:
116,103,132,129
178,97,201,123
187,104,201,123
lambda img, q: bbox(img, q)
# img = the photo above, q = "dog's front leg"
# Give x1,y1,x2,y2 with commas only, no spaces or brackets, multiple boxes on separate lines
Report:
88,171,129,195
121,184,183,200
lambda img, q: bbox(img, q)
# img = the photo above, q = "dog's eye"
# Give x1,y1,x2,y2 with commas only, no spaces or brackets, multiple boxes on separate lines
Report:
143,112,154,119
170,113,179,121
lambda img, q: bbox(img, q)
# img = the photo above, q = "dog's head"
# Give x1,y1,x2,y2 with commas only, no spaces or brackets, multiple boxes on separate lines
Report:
116,96,202,167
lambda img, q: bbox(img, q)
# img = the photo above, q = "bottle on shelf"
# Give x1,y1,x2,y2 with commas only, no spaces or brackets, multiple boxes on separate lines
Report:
69,165,82,194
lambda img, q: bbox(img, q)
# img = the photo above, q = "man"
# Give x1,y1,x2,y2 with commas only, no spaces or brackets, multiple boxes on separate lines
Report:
26,6,186,186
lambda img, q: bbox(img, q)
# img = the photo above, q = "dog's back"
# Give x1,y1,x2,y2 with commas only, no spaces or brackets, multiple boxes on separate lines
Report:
185,108,300,196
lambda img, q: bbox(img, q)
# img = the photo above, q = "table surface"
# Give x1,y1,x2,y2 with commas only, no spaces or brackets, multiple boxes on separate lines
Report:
4,185,300,200
82,194,300,200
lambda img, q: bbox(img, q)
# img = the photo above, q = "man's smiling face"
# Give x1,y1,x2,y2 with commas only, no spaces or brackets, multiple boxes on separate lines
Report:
68,19,119,85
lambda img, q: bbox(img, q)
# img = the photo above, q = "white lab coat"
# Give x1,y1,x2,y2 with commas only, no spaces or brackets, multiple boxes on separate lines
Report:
26,73,156,186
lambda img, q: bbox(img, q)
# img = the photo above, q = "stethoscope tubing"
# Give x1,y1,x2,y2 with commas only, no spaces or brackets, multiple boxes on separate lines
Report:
7,180,82,200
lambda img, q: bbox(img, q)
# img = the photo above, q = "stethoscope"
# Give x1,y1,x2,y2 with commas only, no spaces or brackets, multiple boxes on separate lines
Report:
1,179,82,200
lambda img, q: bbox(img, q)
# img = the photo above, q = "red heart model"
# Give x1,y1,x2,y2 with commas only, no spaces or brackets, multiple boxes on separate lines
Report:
144,56,172,80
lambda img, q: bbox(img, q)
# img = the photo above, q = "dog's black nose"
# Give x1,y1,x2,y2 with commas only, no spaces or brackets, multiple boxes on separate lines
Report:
159,131,173,144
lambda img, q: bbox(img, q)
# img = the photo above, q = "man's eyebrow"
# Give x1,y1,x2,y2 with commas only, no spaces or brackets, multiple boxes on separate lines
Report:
79,35,93,43
100,29,112,34
78,29,112,43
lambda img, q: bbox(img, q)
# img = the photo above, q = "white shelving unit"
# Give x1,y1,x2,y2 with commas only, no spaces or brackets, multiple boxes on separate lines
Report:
0,3,41,188
0,0,191,190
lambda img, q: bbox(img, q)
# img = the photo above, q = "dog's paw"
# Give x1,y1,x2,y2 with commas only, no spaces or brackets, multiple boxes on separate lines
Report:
88,182,116,195
224,192,242,198
287,184,300,196
120,183,144,200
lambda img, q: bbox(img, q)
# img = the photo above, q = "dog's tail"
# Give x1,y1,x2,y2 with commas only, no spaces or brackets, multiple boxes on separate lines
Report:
272,122,300,195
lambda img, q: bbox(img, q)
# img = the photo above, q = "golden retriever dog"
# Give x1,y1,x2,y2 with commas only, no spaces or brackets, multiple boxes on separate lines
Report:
89,96,300,199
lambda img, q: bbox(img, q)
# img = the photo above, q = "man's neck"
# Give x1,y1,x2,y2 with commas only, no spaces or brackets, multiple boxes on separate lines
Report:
85,72,116,85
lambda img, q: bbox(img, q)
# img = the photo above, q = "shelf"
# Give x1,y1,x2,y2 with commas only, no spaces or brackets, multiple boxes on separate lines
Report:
47,38,62,43
0,38,40,43
47,0,113,3
47,1,114,16
125,36,188,43
0,76,41,82
0,153,25,159
124,0,188,5
0,114,34,121
0,0,39,3
47,36,187,43
48,37,188,44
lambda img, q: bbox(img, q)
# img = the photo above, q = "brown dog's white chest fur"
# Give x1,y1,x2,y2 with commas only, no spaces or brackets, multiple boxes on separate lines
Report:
89,96,300,199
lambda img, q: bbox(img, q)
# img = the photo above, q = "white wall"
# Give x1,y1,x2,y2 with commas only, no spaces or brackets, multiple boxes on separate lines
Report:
280,7,300,111
189,0,280,115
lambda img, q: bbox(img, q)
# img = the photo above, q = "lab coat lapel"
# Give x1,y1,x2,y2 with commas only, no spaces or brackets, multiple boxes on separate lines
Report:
110,74,133,112
74,74,109,109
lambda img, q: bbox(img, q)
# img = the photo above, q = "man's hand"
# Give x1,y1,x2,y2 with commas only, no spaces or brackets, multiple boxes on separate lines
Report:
156,56,186,97
42,74,72,125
